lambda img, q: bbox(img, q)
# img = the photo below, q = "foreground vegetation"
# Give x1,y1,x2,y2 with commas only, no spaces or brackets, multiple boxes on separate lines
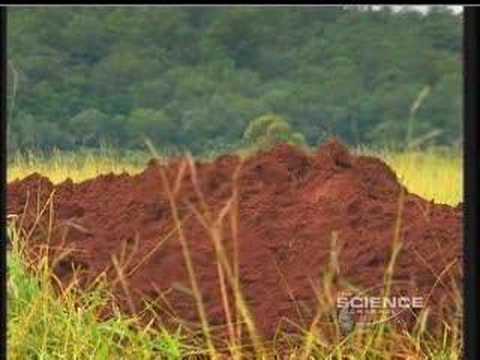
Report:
7,147,463,359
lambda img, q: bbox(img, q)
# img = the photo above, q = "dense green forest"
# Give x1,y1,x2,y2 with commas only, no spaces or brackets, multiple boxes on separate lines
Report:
7,6,462,154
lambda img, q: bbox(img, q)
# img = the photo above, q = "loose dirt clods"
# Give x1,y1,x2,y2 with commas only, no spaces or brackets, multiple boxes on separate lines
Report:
7,139,463,342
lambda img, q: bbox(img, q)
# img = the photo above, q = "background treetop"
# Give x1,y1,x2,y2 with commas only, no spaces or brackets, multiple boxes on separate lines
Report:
7,6,462,154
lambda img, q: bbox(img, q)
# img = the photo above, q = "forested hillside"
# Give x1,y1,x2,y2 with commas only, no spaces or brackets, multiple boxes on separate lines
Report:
7,6,462,153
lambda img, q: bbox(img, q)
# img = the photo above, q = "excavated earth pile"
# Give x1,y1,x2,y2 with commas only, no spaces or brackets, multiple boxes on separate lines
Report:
7,140,463,340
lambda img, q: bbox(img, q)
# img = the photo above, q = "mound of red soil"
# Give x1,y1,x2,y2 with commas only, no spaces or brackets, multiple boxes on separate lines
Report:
7,139,463,340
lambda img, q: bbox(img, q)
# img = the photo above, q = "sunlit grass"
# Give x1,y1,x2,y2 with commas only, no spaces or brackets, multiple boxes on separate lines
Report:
7,148,147,184
7,224,186,360
379,149,462,206
8,146,463,206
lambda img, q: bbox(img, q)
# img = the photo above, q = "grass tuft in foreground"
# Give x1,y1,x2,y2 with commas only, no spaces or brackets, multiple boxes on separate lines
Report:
7,224,186,359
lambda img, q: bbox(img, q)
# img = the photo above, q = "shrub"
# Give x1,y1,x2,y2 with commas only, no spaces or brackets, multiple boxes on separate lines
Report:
243,113,307,148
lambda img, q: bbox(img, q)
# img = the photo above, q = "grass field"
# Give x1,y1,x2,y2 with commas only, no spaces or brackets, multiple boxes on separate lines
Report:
6,147,463,359
7,146,463,206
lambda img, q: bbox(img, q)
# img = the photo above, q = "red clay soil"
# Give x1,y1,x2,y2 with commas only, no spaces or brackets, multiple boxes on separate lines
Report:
7,139,463,341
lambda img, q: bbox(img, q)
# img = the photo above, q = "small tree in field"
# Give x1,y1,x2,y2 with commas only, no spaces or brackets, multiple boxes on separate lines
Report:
243,113,306,149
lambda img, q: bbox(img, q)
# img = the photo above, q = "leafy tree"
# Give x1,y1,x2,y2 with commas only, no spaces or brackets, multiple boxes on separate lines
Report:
126,108,177,148
69,108,108,147
244,114,306,148
7,7,463,153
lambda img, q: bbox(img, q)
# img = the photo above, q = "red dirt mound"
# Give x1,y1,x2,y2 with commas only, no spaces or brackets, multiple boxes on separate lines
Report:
7,139,463,340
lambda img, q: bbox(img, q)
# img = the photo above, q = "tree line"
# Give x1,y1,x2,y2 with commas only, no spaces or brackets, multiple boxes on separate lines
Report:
7,6,462,154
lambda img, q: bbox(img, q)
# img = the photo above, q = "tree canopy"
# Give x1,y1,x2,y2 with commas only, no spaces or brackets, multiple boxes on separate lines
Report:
7,6,463,153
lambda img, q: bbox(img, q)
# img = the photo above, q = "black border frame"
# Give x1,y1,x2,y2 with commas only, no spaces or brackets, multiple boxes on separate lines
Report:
464,7,479,360
1,6,7,360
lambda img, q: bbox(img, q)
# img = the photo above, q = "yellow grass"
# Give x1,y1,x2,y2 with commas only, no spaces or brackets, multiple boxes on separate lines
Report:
8,147,463,206
7,149,145,184
382,150,462,206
